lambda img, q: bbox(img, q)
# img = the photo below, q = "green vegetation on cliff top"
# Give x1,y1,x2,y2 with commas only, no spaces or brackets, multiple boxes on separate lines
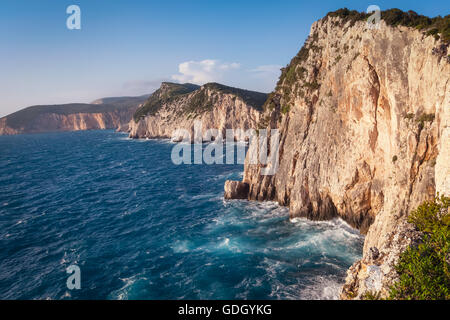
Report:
327,8,449,42
133,82,200,121
202,83,267,112
3,93,150,130
4,102,133,130
276,8,449,95
90,94,150,107
133,82,267,122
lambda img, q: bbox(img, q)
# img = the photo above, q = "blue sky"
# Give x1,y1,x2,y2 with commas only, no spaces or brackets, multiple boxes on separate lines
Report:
0,0,448,117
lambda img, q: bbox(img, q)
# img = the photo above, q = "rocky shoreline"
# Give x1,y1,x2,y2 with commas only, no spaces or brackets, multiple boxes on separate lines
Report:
0,95,148,136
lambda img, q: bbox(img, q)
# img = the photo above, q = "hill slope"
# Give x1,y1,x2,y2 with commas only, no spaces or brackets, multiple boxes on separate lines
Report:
0,94,149,135
129,82,267,140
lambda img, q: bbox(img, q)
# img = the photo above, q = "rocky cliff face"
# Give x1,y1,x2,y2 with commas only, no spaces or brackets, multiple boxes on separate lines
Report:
225,11,449,298
0,95,148,135
0,109,134,135
129,82,266,140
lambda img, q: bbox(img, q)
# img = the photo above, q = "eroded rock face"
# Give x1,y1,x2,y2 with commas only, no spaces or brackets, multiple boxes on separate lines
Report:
229,16,449,298
128,84,263,141
0,107,137,135
224,181,250,199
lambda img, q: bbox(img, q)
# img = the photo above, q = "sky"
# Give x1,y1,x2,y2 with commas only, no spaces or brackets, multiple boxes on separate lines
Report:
0,0,448,117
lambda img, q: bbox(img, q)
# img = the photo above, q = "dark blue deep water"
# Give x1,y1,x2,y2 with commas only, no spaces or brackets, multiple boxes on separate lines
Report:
0,130,363,299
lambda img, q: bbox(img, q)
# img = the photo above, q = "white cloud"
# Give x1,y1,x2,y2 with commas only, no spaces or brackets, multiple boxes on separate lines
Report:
171,59,240,84
170,59,282,93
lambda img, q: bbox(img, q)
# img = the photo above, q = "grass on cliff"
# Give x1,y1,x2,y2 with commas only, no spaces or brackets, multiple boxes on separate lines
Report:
276,8,449,97
200,83,267,112
4,103,130,129
389,194,450,300
133,82,267,121
327,8,450,42
133,83,199,121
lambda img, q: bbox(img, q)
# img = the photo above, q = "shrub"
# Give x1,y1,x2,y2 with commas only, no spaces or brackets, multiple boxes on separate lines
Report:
304,81,320,90
392,155,398,162
133,83,198,121
325,8,450,43
277,46,311,89
389,195,450,300
298,67,307,79
427,28,439,36
202,83,267,111
404,113,414,120
326,8,367,27
416,113,435,123
362,291,382,300
416,113,435,131
284,66,297,87
281,105,291,114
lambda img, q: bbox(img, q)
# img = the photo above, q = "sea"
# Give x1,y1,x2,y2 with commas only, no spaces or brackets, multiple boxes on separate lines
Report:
0,130,363,299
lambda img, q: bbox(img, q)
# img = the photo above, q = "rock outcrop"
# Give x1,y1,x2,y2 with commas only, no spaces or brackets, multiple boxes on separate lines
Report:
225,9,449,299
0,94,149,135
224,181,250,199
129,82,266,140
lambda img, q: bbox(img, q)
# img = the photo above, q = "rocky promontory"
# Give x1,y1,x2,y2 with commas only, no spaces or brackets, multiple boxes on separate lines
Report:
128,82,266,140
224,9,449,299
0,94,149,135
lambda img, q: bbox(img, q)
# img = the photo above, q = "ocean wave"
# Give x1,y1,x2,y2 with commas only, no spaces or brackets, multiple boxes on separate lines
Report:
0,130,363,300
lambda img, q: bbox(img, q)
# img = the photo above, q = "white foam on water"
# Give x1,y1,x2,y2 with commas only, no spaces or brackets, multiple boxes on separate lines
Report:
110,275,139,300
298,275,343,300
290,217,361,239
285,227,360,251
191,193,217,200
171,240,192,253
222,237,230,246
215,237,242,253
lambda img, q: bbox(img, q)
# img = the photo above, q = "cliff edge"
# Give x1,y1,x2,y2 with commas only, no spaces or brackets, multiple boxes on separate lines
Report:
0,94,148,135
129,82,266,140
225,9,449,298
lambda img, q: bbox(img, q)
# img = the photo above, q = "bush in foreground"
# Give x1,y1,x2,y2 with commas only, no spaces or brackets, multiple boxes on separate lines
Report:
389,195,450,300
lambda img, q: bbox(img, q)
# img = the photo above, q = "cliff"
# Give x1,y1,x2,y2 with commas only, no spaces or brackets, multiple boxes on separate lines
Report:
225,9,450,299
0,94,149,135
129,82,266,140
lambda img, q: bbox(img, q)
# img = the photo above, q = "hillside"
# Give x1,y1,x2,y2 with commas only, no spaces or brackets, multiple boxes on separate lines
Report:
0,94,149,135
91,93,151,107
129,82,267,140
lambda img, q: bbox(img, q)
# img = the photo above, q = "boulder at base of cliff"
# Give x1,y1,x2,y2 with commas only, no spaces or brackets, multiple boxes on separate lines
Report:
224,180,249,199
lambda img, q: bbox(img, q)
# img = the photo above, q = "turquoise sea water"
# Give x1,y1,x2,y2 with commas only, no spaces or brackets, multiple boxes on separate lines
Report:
0,130,363,299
